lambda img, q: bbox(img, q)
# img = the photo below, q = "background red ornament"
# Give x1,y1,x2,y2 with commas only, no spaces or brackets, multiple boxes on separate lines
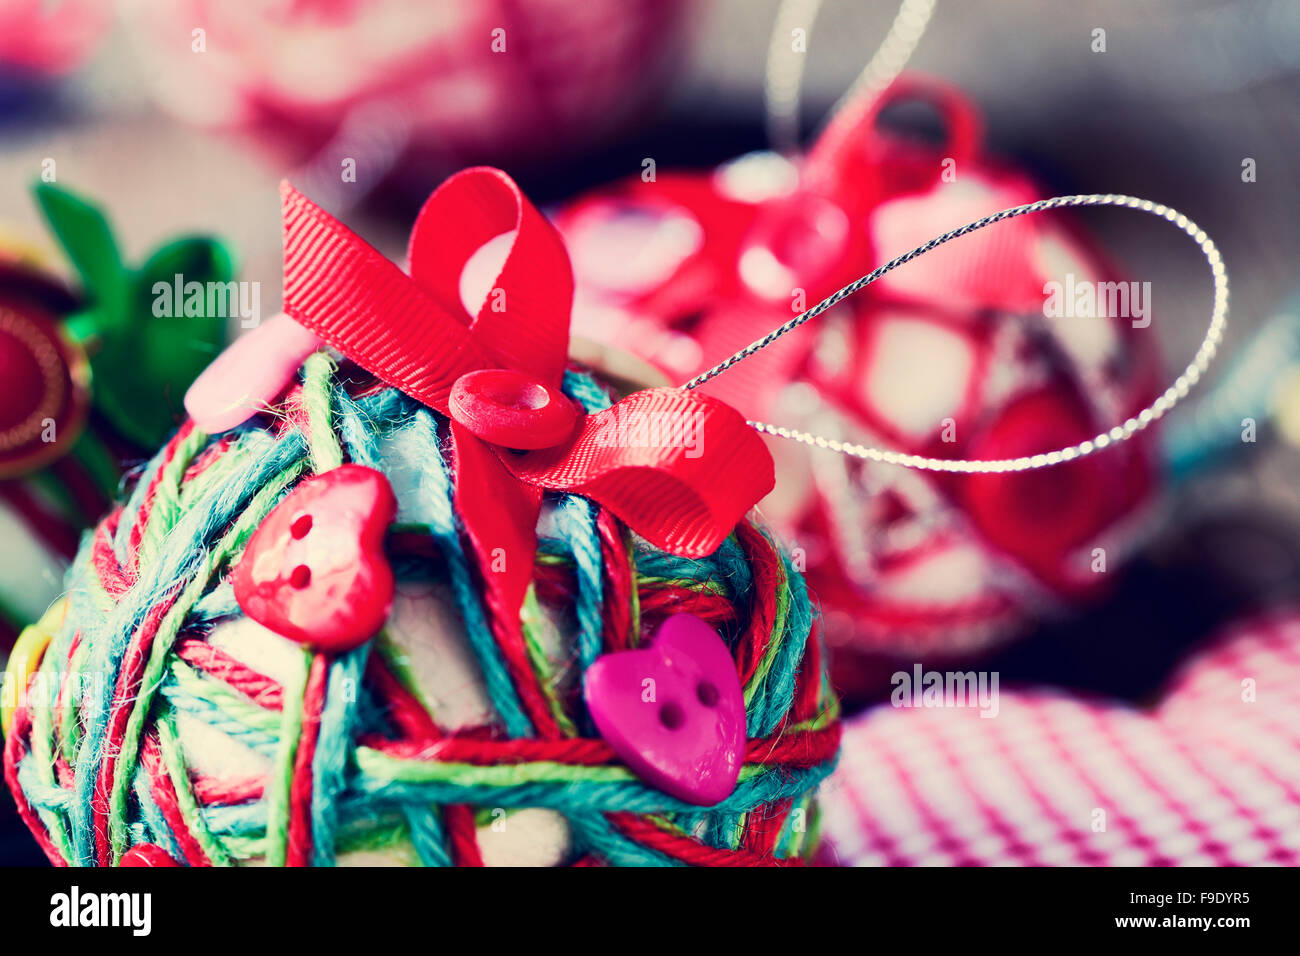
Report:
555,79,1165,695
126,0,696,185
0,263,88,478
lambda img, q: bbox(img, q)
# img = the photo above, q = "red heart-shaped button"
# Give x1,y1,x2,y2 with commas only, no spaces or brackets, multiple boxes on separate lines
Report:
583,613,746,806
231,464,396,652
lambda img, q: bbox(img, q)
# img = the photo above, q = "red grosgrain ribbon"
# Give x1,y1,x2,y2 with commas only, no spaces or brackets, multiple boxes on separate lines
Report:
281,182,494,412
281,168,772,555
280,168,773,730
507,387,768,556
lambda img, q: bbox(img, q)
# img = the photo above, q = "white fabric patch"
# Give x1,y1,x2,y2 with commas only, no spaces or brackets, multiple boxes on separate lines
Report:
861,317,973,438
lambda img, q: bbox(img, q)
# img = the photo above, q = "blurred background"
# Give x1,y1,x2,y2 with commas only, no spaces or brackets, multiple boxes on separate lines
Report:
5,1,1299,340
2,0,1300,866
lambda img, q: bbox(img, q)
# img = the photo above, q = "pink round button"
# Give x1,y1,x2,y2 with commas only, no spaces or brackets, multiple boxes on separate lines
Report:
448,368,579,450
583,613,746,806
120,844,182,867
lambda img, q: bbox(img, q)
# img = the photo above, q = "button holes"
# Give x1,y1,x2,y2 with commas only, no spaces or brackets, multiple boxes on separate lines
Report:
659,701,686,730
289,565,311,589
696,681,719,707
290,514,313,539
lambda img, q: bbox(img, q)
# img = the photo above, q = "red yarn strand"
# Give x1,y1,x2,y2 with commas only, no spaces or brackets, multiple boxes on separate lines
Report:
286,653,328,867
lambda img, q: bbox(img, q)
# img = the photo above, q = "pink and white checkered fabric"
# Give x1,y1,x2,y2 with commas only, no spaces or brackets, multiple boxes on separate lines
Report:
820,609,1300,866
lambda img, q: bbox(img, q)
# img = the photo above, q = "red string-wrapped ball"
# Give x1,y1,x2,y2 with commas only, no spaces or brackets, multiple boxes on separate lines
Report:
555,79,1164,693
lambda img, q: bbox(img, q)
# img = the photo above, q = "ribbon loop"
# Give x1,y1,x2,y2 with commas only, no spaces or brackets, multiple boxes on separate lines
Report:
408,167,573,385
506,388,774,558
281,181,493,412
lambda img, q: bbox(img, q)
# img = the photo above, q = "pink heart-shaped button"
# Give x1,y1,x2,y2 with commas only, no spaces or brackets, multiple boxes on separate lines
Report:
583,613,746,806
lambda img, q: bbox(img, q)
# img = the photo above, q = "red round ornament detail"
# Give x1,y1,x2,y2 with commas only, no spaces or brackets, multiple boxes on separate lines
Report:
0,299,88,478
738,194,852,301
448,368,579,450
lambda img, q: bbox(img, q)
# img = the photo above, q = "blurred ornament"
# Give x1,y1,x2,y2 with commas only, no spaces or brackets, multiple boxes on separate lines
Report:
0,184,235,641
0,0,110,112
0,263,88,479
555,76,1164,686
0,0,109,77
0,263,87,639
124,0,695,205
820,608,1300,866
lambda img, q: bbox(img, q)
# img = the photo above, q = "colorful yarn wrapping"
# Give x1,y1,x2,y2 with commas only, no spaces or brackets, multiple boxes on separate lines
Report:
5,354,840,867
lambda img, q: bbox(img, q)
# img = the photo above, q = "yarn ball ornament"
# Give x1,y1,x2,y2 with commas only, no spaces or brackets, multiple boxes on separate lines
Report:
2,170,840,867
819,608,1300,866
126,0,694,175
555,78,1164,683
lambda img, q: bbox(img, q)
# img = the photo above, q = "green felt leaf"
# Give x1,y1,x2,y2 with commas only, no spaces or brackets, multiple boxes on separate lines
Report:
32,182,128,324
34,182,239,448
91,236,238,447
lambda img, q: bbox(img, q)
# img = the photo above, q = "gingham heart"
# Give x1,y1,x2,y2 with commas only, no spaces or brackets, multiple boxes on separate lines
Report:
820,609,1300,866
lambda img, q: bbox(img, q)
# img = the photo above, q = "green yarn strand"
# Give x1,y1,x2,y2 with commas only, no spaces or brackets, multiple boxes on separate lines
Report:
302,351,344,473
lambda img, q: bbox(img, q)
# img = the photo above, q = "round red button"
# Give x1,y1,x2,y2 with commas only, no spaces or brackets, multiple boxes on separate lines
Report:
448,368,579,450
961,387,1109,566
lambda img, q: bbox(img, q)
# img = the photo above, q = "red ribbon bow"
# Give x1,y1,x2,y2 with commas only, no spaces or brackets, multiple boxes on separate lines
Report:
279,167,773,731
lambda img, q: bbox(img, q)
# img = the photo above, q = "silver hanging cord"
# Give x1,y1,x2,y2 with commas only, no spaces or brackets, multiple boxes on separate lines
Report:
683,194,1229,474
764,0,938,153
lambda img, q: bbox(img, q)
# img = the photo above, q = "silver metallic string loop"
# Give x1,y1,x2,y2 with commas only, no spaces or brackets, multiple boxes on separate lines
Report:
683,194,1229,474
